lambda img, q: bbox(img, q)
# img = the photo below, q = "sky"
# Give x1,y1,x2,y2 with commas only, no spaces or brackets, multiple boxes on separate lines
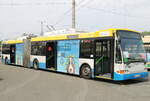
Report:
0,0,150,40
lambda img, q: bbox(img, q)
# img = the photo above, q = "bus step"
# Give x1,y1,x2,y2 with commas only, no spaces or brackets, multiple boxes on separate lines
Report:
47,67,56,71
100,73,111,78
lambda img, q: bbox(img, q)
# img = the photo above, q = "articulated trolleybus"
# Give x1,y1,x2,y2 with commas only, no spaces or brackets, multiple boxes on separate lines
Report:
1,29,148,81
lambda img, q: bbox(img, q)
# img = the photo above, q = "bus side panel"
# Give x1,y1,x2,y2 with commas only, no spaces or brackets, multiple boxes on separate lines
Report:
57,40,80,75
15,43,24,66
30,55,46,69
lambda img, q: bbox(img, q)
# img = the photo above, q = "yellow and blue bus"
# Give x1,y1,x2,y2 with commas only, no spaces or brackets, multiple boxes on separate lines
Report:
1,28,148,80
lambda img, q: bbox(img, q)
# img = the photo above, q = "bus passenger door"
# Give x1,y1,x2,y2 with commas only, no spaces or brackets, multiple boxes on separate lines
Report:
10,44,16,64
94,39,114,78
46,42,57,69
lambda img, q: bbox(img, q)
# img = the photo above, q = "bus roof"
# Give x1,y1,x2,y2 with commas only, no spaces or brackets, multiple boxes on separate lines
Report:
31,28,139,42
2,40,23,44
2,28,140,44
107,28,140,33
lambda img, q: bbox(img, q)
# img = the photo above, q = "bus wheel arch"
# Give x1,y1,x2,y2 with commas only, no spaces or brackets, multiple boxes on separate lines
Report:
33,59,39,70
80,63,92,79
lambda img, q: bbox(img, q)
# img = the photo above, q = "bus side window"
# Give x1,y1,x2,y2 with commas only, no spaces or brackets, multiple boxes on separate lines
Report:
95,40,110,58
2,44,10,54
31,42,46,56
95,41,102,57
116,41,122,63
80,40,94,58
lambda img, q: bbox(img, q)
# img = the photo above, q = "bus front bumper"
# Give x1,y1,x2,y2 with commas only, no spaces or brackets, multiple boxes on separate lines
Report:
114,72,148,81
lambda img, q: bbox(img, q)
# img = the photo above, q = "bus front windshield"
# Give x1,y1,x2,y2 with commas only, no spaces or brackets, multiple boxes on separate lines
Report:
118,30,146,63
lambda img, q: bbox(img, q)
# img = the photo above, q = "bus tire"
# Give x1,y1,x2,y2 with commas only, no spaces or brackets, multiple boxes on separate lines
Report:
80,64,92,79
33,59,39,70
5,57,8,65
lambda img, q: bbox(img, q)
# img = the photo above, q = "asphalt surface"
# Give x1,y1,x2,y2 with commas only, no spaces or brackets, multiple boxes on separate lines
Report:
0,64,150,101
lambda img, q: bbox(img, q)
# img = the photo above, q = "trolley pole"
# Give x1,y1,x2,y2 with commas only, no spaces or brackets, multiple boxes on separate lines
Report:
72,0,76,29
40,21,44,36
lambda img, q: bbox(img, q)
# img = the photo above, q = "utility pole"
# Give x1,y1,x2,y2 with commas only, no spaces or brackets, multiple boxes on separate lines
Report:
72,0,76,29
41,21,44,36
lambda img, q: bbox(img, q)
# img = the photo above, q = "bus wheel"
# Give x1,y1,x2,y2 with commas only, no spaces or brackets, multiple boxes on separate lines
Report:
33,60,39,70
80,64,92,79
5,58,8,65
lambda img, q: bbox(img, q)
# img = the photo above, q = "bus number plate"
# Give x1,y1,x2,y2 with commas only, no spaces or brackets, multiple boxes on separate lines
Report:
134,75,140,77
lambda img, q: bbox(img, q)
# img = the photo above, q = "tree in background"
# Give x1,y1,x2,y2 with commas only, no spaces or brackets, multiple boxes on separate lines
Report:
141,31,150,35
0,41,1,47
0,41,1,54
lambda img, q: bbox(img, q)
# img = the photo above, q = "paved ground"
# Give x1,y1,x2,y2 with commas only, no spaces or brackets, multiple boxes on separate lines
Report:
0,64,150,101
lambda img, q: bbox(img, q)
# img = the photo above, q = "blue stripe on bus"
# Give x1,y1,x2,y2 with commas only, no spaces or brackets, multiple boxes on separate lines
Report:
91,69,95,78
30,62,46,69
1,59,10,64
1,59,5,63
7,59,10,64
8,60,10,64
38,62,46,69
114,72,148,80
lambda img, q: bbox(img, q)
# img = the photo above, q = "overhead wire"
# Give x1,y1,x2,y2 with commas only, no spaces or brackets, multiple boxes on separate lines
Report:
84,6,150,20
0,1,70,6
54,0,91,26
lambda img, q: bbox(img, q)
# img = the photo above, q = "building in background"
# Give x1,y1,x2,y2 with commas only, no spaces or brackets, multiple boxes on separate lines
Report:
142,35,150,69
